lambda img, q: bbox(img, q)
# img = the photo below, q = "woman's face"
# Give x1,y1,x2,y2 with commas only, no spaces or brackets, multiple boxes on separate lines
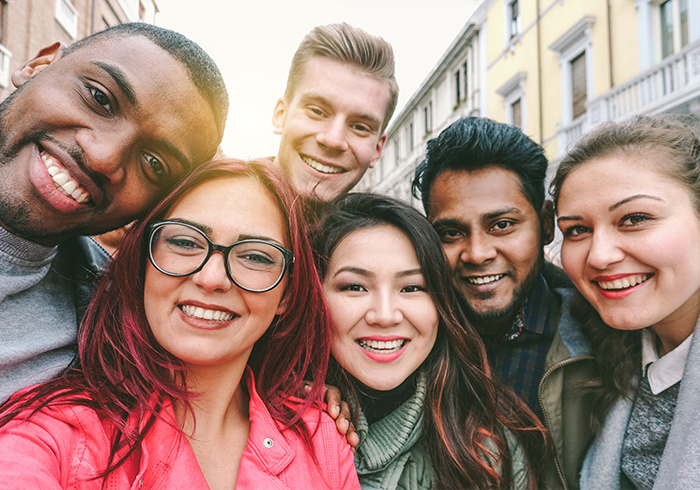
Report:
557,154,700,341
144,177,289,371
323,225,439,391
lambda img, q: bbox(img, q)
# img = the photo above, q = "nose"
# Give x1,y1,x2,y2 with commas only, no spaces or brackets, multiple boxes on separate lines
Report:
191,252,233,293
364,290,403,327
460,232,497,265
75,127,131,184
315,117,349,152
586,230,625,270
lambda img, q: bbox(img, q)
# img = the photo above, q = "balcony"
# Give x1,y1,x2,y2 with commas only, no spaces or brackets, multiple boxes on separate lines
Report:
556,39,700,157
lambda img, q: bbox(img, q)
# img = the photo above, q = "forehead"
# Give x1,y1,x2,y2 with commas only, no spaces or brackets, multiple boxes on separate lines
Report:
63,35,219,166
429,167,535,219
292,56,390,124
166,177,287,242
333,225,418,265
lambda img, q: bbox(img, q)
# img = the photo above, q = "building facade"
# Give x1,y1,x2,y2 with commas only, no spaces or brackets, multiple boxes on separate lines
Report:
0,0,158,100
361,0,700,202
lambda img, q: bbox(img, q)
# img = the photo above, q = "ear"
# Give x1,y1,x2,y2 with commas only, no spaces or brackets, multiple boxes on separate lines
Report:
541,199,555,245
275,289,291,316
272,98,287,135
12,42,66,88
369,133,387,169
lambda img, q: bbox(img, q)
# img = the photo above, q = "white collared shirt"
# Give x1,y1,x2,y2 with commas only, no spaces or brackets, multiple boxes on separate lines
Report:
642,328,693,395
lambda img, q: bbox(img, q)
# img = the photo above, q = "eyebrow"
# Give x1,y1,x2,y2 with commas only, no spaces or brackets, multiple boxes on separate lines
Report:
165,219,284,246
431,207,521,228
92,62,137,107
301,93,383,128
609,194,663,211
332,266,423,279
558,194,664,223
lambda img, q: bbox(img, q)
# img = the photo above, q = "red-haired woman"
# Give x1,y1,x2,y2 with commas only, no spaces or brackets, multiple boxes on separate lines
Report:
314,193,549,490
0,159,360,490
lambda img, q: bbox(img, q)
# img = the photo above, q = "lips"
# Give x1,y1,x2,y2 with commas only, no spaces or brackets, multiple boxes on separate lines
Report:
595,274,651,291
300,154,345,174
179,304,237,322
40,150,91,204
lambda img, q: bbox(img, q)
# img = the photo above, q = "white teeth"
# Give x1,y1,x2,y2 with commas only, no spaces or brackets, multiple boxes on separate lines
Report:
358,339,406,353
467,274,504,285
301,155,344,174
40,150,91,204
597,274,650,290
180,304,234,322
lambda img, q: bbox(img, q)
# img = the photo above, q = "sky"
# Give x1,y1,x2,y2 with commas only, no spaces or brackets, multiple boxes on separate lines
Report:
155,0,480,158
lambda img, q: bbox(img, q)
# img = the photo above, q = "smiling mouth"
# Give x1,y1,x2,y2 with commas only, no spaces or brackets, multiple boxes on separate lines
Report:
179,304,237,321
596,274,651,291
358,339,406,353
40,150,91,204
301,155,345,174
466,274,505,285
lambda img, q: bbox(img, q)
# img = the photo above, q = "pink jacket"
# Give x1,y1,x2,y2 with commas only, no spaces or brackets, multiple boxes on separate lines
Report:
0,370,360,490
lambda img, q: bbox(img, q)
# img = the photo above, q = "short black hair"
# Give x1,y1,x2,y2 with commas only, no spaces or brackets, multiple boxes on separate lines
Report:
412,117,548,216
64,23,228,139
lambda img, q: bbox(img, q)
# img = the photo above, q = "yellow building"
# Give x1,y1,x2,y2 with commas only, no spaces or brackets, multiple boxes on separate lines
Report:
362,0,700,200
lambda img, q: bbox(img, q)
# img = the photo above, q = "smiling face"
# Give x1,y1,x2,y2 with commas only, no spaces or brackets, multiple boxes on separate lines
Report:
144,177,288,371
323,225,438,391
0,35,219,245
428,168,545,334
272,56,388,202
557,154,700,347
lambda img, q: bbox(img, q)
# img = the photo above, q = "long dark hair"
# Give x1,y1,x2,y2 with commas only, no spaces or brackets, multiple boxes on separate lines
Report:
550,114,700,432
314,193,549,489
0,158,331,478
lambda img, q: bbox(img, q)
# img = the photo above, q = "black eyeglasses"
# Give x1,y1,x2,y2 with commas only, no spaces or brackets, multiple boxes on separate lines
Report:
148,221,293,293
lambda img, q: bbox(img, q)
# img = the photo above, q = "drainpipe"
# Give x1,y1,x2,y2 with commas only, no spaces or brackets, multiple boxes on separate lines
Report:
607,0,614,88
537,0,544,144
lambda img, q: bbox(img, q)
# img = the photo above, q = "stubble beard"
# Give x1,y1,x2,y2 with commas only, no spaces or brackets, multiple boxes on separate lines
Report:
456,246,545,333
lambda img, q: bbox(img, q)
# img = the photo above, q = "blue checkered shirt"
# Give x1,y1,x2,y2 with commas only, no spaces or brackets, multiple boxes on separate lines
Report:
482,274,556,416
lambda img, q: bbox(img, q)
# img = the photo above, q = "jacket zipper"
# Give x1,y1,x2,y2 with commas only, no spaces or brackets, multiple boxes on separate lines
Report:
537,354,595,490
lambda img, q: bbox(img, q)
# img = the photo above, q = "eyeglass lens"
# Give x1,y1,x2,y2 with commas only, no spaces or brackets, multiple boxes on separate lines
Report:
150,223,287,291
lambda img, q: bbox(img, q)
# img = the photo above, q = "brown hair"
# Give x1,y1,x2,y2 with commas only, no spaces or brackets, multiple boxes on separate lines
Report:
550,114,700,432
284,22,398,133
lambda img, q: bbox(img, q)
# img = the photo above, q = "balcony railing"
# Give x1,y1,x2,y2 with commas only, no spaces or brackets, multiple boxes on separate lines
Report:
557,39,700,157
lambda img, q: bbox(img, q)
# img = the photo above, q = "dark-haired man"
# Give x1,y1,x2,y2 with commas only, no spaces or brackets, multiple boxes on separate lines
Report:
272,23,398,202
0,23,228,401
413,117,594,489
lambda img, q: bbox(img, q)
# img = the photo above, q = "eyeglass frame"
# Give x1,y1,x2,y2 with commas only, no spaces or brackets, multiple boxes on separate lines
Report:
147,220,294,293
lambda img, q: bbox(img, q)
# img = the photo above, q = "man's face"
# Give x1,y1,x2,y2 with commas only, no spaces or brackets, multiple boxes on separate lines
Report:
0,36,220,245
272,56,388,202
428,167,547,334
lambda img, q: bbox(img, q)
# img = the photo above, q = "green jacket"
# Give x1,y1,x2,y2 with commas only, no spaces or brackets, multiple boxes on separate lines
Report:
539,282,596,490
354,373,529,490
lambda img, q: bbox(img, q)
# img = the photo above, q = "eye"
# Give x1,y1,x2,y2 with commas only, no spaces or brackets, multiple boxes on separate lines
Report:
88,86,113,115
490,220,513,233
561,225,590,239
620,213,651,227
401,284,426,293
166,235,206,254
339,283,366,293
143,153,169,185
308,106,326,118
438,228,463,243
351,123,371,133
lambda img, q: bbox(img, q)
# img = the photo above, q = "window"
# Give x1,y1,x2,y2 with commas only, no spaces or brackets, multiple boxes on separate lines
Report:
394,139,400,168
511,99,522,129
408,123,414,152
424,101,433,135
509,0,521,39
571,52,587,120
55,0,78,39
497,72,526,131
139,1,146,21
454,70,461,106
660,0,689,58
463,60,469,100
549,17,594,124
0,0,9,88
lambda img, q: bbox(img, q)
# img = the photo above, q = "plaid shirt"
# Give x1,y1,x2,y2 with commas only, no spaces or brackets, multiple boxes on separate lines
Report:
482,274,556,416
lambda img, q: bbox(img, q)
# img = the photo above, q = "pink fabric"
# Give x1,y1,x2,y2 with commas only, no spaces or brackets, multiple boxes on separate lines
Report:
0,371,360,490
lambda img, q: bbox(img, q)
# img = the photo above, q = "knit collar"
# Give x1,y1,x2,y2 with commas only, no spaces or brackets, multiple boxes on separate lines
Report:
0,225,57,265
354,371,426,472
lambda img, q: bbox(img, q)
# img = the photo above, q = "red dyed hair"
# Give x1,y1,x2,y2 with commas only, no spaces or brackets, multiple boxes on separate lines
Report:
0,158,331,477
